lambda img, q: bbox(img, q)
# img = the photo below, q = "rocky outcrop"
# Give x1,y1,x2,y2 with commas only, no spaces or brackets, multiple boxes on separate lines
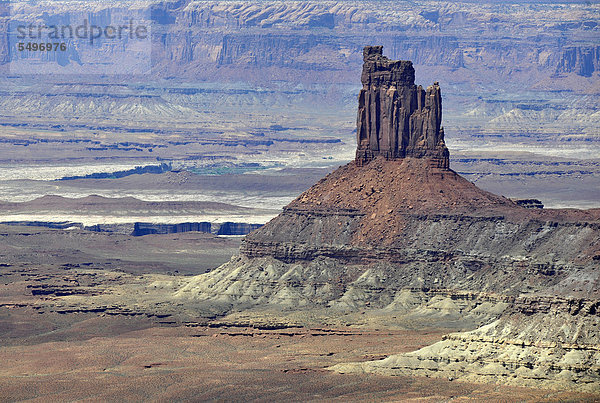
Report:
132,222,212,236
216,222,263,236
176,50,600,391
57,163,172,181
330,296,600,393
513,198,544,209
131,222,263,236
355,47,449,168
556,46,600,77
84,223,136,234
0,221,83,230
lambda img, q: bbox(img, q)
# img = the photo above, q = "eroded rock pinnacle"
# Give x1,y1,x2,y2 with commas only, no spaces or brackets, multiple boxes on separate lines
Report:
356,46,449,169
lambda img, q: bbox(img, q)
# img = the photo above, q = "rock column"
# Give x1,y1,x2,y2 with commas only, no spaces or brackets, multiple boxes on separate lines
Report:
355,46,449,169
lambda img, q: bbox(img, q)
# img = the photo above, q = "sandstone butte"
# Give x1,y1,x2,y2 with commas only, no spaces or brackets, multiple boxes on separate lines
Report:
177,46,600,392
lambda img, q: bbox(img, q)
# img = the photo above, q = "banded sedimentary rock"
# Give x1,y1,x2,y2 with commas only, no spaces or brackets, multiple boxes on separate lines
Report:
355,46,449,168
176,46,600,392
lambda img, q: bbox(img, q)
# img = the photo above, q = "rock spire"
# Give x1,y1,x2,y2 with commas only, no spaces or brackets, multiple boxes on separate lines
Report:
355,46,450,169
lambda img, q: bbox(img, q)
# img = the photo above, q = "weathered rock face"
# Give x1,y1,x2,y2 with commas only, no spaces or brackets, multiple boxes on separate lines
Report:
556,45,600,77
355,46,449,168
132,222,212,236
330,296,600,393
216,222,263,236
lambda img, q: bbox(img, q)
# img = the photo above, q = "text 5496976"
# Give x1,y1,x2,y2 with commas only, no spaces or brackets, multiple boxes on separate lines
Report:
17,43,67,51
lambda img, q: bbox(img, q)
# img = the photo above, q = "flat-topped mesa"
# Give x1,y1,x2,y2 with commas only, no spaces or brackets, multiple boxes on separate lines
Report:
356,46,450,169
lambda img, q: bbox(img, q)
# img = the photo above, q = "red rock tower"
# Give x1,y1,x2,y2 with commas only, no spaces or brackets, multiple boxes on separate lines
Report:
355,46,450,169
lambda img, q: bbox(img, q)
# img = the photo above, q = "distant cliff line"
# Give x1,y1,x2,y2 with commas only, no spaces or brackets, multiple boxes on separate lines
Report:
56,163,172,181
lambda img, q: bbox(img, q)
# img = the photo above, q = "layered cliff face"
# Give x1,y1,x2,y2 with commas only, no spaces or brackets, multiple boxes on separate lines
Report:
157,1,599,83
355,46,449,168
331,297,600,393
190,155,600,308
6,1,597,84
556,45,600,77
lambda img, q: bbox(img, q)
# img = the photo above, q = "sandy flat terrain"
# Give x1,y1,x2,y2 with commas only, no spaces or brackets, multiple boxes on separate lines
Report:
2,319,595,402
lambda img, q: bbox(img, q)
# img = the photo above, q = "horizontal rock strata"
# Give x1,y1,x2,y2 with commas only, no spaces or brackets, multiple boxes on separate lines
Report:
176,49,600,391
329,297,600,393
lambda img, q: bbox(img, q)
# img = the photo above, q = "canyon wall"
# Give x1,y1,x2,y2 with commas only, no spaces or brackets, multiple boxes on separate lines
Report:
132,222,212,236
3,1,599,87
